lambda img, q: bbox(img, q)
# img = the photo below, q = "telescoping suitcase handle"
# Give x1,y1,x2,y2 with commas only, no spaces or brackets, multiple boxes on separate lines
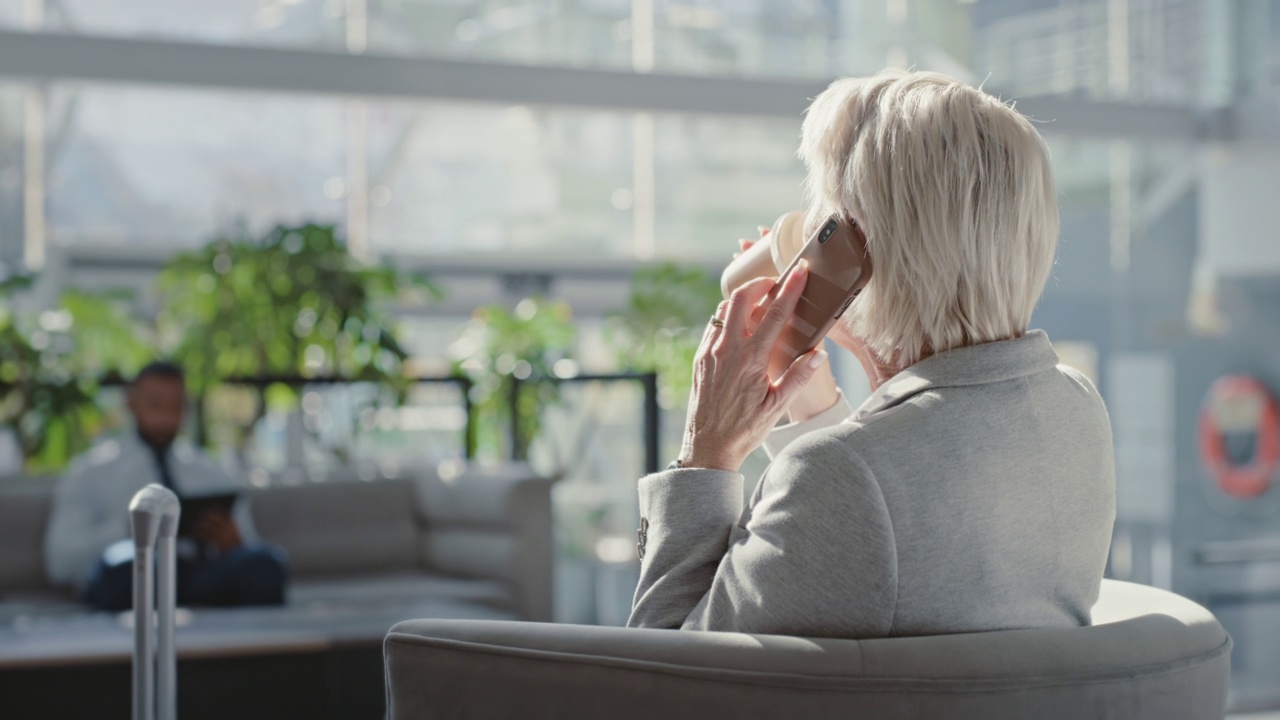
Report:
129,484,180,720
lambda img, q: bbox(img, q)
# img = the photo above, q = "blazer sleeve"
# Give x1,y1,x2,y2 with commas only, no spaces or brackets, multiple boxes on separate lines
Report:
627,467,745,630
628,430,898,639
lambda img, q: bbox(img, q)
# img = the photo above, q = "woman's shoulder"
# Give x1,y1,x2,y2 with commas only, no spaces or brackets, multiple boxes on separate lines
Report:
767,422,882,494
1055,363,1105,401
761,426,892,525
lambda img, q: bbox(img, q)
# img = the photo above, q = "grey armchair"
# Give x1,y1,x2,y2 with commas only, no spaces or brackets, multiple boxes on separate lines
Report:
384,580,1231,719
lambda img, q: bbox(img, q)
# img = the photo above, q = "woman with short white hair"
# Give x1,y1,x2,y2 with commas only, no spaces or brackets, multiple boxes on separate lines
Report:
628,70,1116,638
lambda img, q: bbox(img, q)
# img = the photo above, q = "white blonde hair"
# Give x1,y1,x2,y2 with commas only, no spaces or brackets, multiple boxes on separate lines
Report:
799,69,1058,367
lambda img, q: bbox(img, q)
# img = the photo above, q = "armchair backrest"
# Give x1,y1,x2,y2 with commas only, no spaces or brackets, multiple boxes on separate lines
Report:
384,580,1231,719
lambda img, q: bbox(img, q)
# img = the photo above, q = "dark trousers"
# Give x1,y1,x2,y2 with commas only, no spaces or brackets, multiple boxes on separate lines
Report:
84,540,288,612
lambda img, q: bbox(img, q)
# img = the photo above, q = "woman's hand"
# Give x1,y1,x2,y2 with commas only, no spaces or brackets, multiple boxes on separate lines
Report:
678,262,828,472
737,230,842,424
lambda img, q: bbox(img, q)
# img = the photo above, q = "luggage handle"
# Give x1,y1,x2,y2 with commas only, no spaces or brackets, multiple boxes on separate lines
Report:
129,485,180,720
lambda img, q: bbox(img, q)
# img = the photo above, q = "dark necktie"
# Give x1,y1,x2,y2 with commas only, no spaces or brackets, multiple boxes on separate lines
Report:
150,445,180,498
149,444,202,555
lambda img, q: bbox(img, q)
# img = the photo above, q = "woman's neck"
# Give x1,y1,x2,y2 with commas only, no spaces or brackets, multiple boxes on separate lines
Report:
832,331,930,392
862,355,904,392
855,333,1022,391
838,338,915,392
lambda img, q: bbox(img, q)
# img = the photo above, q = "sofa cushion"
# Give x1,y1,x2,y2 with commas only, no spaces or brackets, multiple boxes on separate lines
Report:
0,481,54,594
413,462,540,527
250,477,420,577
412,462,551,590
420,529,515,584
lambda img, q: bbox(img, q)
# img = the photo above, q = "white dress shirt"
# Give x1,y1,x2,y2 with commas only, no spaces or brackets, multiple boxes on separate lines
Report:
43,430,255,590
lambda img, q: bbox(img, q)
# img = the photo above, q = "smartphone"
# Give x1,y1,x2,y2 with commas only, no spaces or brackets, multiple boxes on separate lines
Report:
765,214,872,367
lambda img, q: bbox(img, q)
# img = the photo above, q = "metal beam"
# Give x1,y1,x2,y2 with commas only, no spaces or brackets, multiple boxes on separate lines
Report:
1005,93,1228,143
57,244,692,318
0,29,829,118
61,242,721,279
0,29,1217,141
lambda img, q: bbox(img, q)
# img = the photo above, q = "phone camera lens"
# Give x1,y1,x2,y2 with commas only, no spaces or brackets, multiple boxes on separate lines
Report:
819,220,836,243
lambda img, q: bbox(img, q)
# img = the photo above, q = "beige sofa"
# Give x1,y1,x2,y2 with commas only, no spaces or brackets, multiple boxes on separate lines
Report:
0,463,553,655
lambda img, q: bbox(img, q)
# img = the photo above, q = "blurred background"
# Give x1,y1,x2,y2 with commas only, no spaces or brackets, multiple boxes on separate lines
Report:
0,0,1278,715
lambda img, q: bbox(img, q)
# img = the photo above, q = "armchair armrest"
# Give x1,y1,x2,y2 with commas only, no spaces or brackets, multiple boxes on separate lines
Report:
415,464,553,621
384,620,847,719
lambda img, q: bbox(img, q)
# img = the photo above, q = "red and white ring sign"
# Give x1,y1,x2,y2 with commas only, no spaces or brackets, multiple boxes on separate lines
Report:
1198,375,1280,499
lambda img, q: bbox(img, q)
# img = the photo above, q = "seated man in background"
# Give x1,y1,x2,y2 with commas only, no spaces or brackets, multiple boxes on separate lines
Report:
44,361,287,611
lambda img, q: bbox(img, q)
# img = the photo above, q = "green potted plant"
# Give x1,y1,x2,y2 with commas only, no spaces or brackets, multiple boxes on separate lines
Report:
155,223,440,464
451,297,576,464
0,279,151,473
605,262,722,408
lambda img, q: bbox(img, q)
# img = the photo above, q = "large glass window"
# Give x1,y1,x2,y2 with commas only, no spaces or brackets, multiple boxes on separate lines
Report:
972,0,1208,104
30,82,811,261
1240,0,1280,101
366,102,633,257
45,84,345,249
0,1,21,27
0,83,23,268
369,105,807,261
653,113,803,260
8,0,344,50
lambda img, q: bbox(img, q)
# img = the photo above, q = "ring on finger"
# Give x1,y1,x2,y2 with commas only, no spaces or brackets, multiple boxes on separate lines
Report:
710,301,728,328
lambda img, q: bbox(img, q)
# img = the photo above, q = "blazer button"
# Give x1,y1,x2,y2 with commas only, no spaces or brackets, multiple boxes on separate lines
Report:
636,517,649,560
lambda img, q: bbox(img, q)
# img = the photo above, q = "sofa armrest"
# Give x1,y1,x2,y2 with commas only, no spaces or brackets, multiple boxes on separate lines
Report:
415,464,553,622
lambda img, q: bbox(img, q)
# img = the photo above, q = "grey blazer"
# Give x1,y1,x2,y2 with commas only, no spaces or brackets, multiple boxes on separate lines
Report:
628,330,1116,638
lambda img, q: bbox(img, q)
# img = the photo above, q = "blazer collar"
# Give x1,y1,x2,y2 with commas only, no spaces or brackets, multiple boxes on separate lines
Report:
853,330,1059,420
